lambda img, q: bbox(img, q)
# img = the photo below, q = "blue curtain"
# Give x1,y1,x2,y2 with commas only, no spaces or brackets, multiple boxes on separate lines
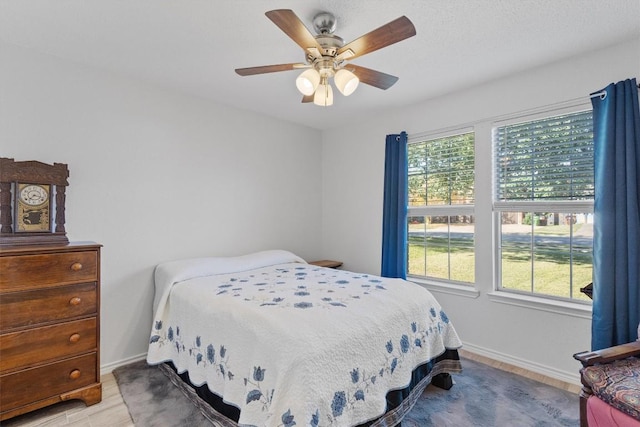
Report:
381,132,408,279
591,78,640,350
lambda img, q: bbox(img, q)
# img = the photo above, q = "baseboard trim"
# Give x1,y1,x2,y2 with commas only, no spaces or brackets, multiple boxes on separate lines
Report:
100,353,147,376
460,342,581,389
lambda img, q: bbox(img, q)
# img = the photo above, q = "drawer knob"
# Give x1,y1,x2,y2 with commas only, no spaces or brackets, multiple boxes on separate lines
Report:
69,333,81,343
69,369,81,380
71,262,83,271
69,297,82,306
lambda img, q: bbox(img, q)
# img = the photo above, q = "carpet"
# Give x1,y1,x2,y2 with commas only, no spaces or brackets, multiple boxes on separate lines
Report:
113,358,579,426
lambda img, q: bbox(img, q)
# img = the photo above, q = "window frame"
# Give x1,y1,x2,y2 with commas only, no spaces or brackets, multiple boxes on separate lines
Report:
406,128,476,286
491,106,594,304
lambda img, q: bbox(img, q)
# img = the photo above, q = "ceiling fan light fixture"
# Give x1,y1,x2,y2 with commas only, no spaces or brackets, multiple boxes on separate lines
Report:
295,69,320,96
334,68,359,96
237,10,416,107
313,81,333,106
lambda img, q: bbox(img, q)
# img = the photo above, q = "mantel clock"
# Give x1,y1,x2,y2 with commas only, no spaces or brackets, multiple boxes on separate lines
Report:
0,157,69,246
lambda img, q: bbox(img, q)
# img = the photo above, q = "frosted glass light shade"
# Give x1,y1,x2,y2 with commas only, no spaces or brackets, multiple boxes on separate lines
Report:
295,69,320,96
313,83,333,106
334,69,359,96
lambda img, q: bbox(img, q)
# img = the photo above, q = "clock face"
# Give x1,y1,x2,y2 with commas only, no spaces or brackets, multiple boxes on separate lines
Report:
15,183,51,232
19,184,49,206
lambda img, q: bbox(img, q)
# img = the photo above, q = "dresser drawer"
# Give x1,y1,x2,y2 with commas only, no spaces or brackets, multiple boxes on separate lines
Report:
0,353,97,412
0,250,97,292
1,318,97,374
0,283,97,331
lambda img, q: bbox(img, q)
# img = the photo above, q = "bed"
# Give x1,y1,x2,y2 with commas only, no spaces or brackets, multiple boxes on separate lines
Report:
147,250,462,426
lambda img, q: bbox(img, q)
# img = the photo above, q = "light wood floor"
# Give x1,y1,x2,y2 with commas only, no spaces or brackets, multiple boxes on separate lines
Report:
459,349,581,394
1,374,133,427
2,352,580,426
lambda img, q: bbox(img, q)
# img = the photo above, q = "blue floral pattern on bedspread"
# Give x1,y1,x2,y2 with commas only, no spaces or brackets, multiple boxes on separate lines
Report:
150,321,234,381
327,312,451,424
147,261,462,427
214,265,388,309
238,315,453,427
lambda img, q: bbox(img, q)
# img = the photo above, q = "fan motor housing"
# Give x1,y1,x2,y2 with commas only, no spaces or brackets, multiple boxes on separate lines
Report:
315,34,344,57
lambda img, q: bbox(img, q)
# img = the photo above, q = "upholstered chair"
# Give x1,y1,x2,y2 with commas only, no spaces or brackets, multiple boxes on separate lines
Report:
574,326,640,426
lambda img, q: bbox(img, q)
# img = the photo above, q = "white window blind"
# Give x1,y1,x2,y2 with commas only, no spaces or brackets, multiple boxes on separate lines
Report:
494,110,594,202
408,132,475,206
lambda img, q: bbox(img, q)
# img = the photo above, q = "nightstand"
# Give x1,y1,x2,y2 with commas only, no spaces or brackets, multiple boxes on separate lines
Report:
309,260,343,269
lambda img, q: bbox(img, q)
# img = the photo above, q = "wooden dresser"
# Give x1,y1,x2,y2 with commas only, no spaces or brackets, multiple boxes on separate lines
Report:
0,242,102,421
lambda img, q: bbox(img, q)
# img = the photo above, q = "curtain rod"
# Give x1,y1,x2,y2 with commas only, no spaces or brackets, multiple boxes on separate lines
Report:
590,83,640,100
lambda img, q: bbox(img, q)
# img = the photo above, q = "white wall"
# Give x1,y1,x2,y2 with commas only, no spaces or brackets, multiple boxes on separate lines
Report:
321,37,640,384
0,42,323,368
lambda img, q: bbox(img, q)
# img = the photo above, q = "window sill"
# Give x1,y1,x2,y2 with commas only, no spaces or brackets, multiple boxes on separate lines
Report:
408,276,480,299
487,291,592,319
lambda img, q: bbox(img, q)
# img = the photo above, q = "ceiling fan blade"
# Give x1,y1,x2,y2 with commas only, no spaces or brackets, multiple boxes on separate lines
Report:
337,16,416,60
348,64,399,90
235,63,306,76
266,9,324,53
301,94,314,103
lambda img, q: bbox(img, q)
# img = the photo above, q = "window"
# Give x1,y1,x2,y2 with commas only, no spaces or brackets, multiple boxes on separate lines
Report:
493,110,594,302
407,131,475,284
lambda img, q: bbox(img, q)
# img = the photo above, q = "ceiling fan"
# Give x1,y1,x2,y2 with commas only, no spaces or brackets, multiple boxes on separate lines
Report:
235,9,416,106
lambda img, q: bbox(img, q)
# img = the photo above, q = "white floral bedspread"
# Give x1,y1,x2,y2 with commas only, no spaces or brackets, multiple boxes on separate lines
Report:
147,250,462,427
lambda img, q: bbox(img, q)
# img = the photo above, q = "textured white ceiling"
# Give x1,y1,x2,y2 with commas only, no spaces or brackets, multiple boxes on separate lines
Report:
1,0,639,130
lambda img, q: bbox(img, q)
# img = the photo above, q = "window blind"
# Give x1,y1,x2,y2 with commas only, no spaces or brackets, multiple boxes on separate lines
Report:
408,132,474,206
494,110,594,201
